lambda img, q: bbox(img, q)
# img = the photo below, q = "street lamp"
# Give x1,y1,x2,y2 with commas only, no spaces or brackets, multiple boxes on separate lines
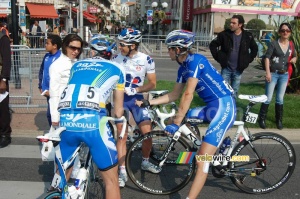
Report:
151,1,169,35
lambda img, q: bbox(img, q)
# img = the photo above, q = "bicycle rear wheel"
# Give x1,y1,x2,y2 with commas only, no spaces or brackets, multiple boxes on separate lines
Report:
229,132,296,194
40,190,61,199
85,162,105,199
126,131,196,195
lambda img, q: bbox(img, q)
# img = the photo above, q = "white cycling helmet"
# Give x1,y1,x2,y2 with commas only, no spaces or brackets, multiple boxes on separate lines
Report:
89,34,116,59
118,28,142,43
165,30,195,49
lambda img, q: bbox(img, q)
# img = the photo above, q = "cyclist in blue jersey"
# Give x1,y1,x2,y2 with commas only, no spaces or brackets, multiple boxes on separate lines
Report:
111,28,159,187
138,30,237,199
57,58,125,199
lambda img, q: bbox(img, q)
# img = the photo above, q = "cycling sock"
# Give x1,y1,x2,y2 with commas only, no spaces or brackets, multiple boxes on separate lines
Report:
119,166,126,175
142,157,149,163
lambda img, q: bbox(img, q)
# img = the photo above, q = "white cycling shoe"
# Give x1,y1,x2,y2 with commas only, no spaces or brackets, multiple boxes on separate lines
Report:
119,173,128,188
141,162,162,174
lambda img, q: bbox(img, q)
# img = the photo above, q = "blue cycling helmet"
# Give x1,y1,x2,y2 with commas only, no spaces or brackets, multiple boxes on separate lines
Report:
165,30,195,49
89,34,116,59
118,28,142,43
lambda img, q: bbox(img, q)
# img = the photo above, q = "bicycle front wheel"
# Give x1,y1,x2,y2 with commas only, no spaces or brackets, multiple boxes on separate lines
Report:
229,132,296,194
85,162,105,199
126,131,196,195
40,190,61,199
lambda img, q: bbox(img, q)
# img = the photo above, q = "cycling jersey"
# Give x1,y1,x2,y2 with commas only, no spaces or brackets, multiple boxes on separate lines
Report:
112,52,154,123
177,53,233,103
112,52,155,92
177,53,236,147
58,58,125,170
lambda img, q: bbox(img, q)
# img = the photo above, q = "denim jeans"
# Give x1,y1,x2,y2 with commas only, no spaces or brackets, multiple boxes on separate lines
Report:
221,67,242,98
265,72,288,104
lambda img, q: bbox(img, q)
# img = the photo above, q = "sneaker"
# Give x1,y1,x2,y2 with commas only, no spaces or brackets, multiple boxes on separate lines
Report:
118,173,127,188
141,162,162,174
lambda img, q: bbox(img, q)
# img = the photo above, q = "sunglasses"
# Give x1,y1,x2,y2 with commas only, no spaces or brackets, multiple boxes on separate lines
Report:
68,45,81,52
280,29,291,33
119,42,132,47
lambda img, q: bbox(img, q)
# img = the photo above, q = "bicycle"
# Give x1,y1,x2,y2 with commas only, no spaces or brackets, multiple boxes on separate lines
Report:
125,90,200,147
37,116,127,199
125,94,296,195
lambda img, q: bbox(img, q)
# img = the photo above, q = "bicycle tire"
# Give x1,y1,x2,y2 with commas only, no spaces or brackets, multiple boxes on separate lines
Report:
229,132,296,194
40,190,61,199
126,131,196,195
85,162,105,199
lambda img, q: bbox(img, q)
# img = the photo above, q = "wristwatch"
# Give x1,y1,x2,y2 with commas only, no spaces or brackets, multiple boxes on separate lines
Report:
2,78,7,82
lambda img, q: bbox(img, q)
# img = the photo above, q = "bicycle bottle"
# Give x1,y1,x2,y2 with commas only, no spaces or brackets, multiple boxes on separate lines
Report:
66,185,78,199
74,168,88,190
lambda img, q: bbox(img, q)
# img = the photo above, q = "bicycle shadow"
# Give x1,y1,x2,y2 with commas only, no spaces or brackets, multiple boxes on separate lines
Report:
36,141,55,198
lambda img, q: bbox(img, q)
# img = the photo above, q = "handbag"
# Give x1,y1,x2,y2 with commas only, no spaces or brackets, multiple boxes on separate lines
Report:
287,41,295,83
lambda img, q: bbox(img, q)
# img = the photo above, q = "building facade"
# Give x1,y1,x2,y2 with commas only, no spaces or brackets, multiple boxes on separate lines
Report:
193,0,299,38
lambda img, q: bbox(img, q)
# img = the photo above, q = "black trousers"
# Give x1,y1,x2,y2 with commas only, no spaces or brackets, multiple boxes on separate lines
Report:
0,81,12,137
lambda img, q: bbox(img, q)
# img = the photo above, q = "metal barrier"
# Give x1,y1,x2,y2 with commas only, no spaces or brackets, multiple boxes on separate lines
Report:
8,37,214,109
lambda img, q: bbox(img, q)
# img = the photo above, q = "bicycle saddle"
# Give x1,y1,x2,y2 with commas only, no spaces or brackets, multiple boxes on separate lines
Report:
36,127,66,142
238,94,267,103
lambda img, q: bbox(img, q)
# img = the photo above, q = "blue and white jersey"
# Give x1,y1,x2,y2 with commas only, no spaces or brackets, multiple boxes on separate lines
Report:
177,53,233,103
58,58,125,111
111,52,155,91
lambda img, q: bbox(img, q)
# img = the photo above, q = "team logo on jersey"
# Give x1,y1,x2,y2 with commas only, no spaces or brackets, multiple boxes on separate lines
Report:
136,66,141,71
60,113,97,130
147,56,154,64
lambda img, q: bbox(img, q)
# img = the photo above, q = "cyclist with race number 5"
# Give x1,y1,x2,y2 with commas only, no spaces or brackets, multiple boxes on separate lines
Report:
137,30,237,199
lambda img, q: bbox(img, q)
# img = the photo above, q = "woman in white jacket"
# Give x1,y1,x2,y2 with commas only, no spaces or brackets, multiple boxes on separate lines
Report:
49,34,83,127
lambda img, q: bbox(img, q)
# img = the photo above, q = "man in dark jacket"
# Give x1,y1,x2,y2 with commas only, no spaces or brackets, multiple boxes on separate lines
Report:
209,15,258,98
29,20,42,49
0,31,12,148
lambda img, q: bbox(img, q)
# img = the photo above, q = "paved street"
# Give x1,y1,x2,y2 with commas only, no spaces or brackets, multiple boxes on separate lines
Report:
1,123,299,198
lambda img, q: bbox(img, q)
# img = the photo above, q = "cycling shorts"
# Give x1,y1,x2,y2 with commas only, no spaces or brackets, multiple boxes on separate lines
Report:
121,95,151,125
59,109,118,171
186,95,236,147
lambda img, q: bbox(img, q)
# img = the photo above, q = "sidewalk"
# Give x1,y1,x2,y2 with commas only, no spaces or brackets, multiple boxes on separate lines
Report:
10,108,300,142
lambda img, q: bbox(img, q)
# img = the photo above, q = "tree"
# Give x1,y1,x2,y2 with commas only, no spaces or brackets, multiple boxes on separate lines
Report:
224,18,231,30
246,19,266,30
245,19,266,39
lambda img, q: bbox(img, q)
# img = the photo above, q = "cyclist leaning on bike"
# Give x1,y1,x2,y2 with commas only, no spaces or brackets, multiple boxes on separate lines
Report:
57,39,125,199
137,30,237,199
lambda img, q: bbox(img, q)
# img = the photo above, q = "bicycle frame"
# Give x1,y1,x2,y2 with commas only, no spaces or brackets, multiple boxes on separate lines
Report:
156,95,268,169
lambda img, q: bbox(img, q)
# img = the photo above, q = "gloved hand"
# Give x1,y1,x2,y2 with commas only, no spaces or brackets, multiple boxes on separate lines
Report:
140,99,150,108
125,87,137,96
164,124,180,135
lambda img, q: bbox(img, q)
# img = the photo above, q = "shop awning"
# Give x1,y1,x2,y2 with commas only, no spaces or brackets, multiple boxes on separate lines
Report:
26,3,58,19
71,8,100,23
0,14,7,18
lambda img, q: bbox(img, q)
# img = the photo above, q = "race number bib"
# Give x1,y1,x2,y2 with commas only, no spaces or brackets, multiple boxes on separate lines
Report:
245,112,258,124
58,84,75,109
76,85,101,110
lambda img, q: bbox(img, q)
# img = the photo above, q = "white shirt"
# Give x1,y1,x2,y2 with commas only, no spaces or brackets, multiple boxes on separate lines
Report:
49,54,77,123
111,52,155,89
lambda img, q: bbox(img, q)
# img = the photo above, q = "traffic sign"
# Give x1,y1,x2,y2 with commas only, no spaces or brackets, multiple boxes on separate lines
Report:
147,10,153,17
147,16,152,21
